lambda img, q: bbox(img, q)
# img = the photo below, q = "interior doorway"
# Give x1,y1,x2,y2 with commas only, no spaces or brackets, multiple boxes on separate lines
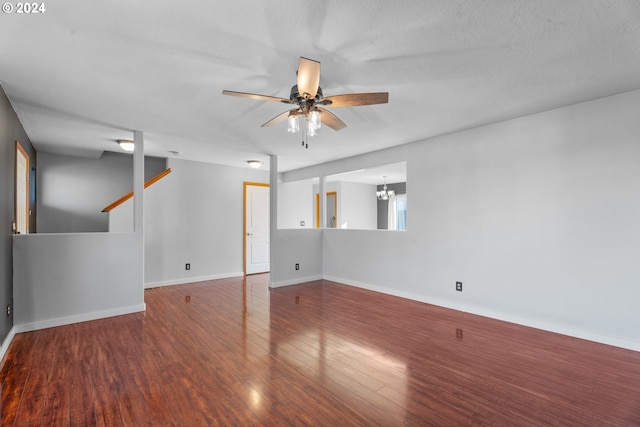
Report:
315,191,337,228
15,141,29,234
244,182,270,275
326,191,337,228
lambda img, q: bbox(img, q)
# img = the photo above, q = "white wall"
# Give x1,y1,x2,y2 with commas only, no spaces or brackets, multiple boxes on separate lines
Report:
279,90,640,351
144,158,269,287
338,181,377,230
277,179,314,229
108,196,134,232
13,233,144,331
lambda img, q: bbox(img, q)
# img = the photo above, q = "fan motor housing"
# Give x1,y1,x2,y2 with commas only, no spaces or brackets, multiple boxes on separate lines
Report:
289,85,323,105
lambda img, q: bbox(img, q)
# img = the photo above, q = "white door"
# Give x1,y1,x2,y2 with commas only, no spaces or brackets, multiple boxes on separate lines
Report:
245,184,270,274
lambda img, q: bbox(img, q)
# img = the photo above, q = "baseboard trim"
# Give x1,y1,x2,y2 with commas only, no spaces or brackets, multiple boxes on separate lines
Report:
0,326,17,369
269,275,323,288
13,304,147,334
145,272,244,289
323,275,640,353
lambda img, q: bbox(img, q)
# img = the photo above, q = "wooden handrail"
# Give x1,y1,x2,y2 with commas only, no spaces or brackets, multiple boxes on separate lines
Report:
102,168,172,212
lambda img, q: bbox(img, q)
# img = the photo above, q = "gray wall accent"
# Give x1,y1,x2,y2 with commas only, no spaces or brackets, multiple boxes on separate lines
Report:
377,182,406,229
270,229,323,287
13,232,145,331
0,85,36,346
36,152,166,233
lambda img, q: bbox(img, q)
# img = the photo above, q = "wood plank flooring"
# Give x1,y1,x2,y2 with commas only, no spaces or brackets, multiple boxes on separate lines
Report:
1,275,639,426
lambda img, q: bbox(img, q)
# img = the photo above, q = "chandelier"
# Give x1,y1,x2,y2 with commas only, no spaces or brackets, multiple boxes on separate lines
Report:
376,176,395,201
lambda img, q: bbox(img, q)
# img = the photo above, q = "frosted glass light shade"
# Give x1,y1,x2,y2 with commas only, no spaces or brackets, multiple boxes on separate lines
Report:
117,140,135,152
309,110,321,129
287,114,300,133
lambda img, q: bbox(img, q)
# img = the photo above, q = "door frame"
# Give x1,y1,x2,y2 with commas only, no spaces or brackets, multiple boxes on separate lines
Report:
326,191,337,228
243,182,270,276
15,141,29,234
315,191,337,228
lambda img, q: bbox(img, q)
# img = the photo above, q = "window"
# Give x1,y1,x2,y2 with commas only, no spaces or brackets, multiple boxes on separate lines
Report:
388,193,406,231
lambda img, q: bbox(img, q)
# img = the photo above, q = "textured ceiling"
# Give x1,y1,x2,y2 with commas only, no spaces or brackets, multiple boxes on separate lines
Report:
1,1,639,172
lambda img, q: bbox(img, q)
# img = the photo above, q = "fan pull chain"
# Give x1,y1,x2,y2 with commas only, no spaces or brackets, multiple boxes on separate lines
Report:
302,121,309,149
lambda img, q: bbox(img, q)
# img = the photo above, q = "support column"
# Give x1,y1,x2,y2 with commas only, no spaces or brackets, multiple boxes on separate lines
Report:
268,155,278,287
133,131,144,289
133,131,144,232
319,176,326,229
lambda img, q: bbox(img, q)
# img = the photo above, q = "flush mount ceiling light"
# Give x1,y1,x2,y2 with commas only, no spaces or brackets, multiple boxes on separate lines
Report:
117,139,135,152
247,160,262,169
376,176,395,201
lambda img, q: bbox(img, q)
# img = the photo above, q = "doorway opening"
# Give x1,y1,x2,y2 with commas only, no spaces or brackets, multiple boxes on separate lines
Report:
315,191,337,228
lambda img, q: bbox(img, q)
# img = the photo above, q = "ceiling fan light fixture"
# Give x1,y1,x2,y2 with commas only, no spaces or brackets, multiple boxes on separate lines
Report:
287,112,300,133
117,139,135,152
247,160,262,169
221,57,388,141
309,109,321,130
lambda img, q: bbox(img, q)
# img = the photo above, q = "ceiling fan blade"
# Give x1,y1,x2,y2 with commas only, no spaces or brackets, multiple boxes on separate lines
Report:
297,57,320,99
262,109,298,127
322,92,389,108
318,107,347,131
222,90,293,104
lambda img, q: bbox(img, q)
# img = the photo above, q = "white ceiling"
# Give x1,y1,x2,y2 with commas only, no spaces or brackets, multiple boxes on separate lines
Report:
1,1,639,172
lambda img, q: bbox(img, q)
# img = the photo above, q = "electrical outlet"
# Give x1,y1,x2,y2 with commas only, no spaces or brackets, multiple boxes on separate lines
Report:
300,221,305,226
185,263,191,270
295,263,300,271
456,328,463,339
456,281,463,292
6,305,11,317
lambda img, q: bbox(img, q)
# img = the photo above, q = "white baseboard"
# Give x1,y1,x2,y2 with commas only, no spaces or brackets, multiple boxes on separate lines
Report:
323,275,640,353
0,326,17,368
269,275,323,288
13,303,146,334
145,272,244,289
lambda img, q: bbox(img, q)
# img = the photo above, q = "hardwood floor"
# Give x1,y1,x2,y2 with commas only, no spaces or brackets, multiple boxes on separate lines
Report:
1,275,639,426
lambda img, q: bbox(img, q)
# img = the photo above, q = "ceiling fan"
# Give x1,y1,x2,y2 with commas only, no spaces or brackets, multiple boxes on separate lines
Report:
222,57,388,143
